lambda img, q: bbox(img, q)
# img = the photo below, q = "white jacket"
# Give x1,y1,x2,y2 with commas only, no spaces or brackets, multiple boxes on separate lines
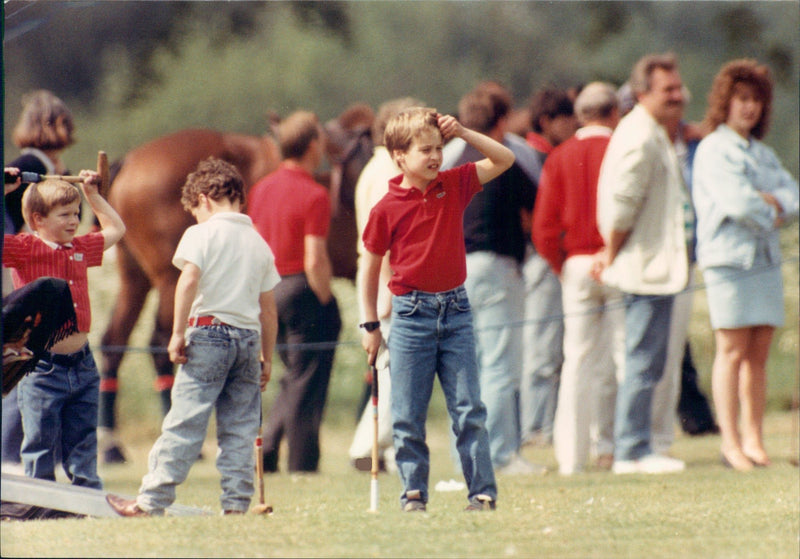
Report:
597,104,690,295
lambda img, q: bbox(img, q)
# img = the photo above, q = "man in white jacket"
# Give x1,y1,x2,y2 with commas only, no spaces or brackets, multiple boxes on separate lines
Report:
596,53,692,474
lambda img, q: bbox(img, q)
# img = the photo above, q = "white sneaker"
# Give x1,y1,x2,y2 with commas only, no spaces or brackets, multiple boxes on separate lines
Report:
497,453,547,476
613,453,685,475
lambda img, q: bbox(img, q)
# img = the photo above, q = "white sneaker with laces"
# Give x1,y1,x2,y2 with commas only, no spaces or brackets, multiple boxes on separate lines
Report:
613,453,685,475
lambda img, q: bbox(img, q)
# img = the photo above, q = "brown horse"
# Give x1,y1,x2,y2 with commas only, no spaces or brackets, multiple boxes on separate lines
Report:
98,129,280,461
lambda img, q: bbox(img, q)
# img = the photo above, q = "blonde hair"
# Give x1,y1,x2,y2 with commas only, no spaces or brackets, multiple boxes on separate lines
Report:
12,90,75,150
21,179,81,230
383,107,440,160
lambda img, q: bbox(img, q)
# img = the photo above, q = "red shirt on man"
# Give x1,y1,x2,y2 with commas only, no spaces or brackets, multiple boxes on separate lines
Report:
3,232,105,332
247,163,331,276
532,127,611,275
362,163,481,295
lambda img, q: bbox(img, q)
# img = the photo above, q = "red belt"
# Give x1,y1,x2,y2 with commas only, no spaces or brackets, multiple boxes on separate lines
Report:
188,316,229,327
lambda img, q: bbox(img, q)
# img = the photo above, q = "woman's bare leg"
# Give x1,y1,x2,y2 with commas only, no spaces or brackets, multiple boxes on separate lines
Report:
740,325,774,466
712,328,753,471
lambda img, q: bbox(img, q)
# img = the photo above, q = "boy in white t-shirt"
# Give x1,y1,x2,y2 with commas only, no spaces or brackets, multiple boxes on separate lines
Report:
106,157,281,516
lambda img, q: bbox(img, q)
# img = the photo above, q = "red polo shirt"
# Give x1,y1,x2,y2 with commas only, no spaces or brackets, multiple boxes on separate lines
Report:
362,163,481,295
247,163,331,276
3,232,105,332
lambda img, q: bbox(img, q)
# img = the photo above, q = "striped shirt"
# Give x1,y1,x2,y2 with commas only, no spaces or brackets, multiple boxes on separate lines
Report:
3,232,105,332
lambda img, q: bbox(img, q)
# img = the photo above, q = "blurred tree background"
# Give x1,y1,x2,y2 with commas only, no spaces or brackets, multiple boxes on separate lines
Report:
3,1,799,176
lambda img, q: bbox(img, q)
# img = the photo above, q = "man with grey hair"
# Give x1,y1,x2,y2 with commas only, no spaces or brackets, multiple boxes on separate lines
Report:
596,53,692,474
532,82,623,474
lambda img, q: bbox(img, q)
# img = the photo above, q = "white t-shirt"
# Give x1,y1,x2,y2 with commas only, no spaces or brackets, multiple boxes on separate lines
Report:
173,212,281,332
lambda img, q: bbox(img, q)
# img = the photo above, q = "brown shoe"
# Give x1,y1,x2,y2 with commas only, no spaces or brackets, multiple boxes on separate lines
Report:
223,509,246,515
595,454,614,471
106,494,150,517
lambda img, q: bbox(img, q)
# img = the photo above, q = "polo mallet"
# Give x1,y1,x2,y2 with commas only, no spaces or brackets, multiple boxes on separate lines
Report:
368,362,380,512
4,151,110,194
251,404,273,514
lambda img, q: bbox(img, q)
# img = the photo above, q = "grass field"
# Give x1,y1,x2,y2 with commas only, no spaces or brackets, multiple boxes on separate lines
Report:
1,229,798,557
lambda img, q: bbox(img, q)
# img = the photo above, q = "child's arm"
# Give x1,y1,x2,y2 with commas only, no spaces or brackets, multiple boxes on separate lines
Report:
258,290,278,391
438,114,515,184
167,262,200,365
78,170,126,250
359,250,383,366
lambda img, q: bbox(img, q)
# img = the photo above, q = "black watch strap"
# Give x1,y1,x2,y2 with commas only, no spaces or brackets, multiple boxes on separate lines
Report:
359,321,381,332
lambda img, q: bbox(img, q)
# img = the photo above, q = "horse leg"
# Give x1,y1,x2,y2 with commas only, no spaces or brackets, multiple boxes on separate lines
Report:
151,275,179,416
99,241,152,463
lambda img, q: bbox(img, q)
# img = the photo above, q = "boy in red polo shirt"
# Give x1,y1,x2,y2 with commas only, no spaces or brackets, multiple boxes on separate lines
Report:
360,107,514,512
3,171,125,488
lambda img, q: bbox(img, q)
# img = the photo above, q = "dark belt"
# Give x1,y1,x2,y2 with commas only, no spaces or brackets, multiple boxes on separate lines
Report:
41,344,91,367
188,316,230,327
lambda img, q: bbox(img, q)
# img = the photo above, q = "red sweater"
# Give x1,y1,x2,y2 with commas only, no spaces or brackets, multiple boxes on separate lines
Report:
532,127,611,275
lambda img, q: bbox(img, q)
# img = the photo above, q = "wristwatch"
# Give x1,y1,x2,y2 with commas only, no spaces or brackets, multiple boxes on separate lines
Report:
358,321,381,332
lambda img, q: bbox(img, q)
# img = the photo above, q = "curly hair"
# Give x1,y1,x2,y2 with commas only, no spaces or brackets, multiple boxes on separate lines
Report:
180,157,245,211
702,59,773,140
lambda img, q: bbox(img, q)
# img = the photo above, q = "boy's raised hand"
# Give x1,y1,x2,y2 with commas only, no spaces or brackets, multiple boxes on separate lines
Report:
78,169,101,196
437,113,464,142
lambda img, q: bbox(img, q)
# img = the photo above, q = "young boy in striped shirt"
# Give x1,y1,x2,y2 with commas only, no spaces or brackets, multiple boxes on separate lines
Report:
3,171,125,488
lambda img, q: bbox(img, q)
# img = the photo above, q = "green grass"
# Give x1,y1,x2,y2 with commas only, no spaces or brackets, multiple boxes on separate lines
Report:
1,230,798,558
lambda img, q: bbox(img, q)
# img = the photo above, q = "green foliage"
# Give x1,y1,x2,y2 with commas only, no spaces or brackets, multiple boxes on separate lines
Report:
4,2,798,175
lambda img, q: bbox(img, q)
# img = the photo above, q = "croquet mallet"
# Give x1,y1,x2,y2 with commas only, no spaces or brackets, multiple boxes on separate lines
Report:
368,362,380,512
251,403,273,514
5,151,110,194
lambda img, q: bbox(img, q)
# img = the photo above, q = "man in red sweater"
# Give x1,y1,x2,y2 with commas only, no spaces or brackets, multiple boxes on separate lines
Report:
531,82,623,475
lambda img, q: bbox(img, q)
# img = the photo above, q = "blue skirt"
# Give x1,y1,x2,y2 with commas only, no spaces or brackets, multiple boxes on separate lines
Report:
702,253,784,329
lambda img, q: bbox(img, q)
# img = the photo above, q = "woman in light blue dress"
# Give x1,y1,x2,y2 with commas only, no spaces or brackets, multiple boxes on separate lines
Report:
693,59,799,471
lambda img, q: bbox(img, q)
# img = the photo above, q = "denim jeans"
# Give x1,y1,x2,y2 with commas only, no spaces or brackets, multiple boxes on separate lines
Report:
614,293,674,461
17,344,101,488
389,286,497,507
520,246,564,443
138,325,261,513
464,252,524,468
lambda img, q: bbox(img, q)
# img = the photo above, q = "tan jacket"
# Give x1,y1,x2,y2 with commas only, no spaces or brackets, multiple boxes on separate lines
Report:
597,104,690,295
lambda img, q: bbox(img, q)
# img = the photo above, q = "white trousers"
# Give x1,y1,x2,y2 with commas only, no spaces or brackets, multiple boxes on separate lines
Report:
553,255,625,474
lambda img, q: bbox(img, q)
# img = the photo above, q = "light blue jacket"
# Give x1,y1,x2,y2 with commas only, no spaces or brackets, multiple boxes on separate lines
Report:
692,124,799,270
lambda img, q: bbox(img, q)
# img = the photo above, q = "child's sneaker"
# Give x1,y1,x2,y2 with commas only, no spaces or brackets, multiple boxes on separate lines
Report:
465,494,496,511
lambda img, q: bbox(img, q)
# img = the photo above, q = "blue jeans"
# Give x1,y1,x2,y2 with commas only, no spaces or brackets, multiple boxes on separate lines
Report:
17,344,101,488
464,252,524,467
520,247,564,443
2,385,24,464
389,286,497,507
138,325,261,513
614,294,674,461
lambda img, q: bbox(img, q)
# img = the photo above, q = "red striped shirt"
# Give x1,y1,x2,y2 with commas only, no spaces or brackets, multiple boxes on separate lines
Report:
3,232,105,331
